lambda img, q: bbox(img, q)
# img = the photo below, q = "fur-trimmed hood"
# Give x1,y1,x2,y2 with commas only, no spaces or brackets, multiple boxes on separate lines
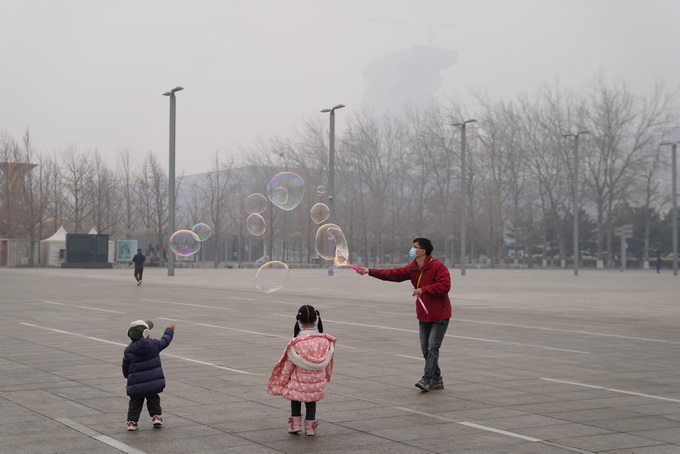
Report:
268,332,337,402
286,333,336,370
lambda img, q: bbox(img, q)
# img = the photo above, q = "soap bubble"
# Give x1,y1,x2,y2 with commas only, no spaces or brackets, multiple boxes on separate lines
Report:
310,203,330,224
267,172,305,211
169,230,201,256
191,223,211,242
255,261,289,293
246,213,266,236
244,193,268,214
316,185,326,196
315,223,349,266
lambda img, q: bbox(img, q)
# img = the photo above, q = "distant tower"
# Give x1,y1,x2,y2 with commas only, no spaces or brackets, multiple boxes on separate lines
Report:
0,162,37,237
362,44,458,114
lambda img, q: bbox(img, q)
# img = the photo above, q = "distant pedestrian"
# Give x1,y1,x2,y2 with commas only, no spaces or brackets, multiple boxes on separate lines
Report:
122,320,176,431
268,305,336,436
656,253,662,274
132,249,145,285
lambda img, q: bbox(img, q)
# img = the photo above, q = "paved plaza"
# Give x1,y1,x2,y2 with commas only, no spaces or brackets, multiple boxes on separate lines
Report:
1,266,680,453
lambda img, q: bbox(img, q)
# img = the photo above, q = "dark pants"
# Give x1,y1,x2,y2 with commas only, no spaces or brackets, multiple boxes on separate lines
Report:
134,267,144,282
418,319,450,383
127,394,161,422
291,400,316,420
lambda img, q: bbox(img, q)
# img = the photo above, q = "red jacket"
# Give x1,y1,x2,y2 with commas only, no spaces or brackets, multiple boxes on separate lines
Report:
369,257,451,322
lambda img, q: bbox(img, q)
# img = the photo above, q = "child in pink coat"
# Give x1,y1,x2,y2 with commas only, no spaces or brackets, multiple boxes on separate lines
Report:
268,304,336,436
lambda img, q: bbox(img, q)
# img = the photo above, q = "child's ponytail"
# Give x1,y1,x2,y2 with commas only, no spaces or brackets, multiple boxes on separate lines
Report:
293,304,323,336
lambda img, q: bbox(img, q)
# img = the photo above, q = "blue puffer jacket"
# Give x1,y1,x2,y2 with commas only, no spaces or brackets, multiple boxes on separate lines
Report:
122,328,174,398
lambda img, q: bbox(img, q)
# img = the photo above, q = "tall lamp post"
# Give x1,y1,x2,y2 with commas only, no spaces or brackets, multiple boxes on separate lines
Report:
321,104,345,224
660,141,678,276
163,86,183,276
563,130,590,276
451,119,476,276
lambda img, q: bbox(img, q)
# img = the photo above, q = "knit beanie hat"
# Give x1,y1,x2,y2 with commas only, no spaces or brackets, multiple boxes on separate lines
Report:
127,320,154,341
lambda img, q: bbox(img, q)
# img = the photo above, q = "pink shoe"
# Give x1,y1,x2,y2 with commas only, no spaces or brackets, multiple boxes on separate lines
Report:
304,419,318,436
288,416,302,433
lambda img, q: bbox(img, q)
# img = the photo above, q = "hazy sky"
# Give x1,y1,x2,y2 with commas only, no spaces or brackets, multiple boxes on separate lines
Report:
2,0,679,175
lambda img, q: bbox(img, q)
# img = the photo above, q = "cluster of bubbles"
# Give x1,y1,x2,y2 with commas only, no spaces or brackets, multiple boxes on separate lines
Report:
168,223,212,257
244,192,268,237
244,173,353,293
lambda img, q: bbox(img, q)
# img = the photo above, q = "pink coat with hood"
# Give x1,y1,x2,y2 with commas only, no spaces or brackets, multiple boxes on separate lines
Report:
268,332,336,402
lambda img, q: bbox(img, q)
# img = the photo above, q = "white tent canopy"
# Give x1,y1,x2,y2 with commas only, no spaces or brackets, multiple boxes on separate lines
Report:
40,225,67,267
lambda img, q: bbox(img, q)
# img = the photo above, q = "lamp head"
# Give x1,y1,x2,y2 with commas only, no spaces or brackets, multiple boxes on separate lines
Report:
163,86,184,96
321,104,346,113
452,119,477,127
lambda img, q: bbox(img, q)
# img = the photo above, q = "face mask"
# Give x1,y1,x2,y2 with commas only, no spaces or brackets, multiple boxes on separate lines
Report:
409,248,417,259
299,321,318,330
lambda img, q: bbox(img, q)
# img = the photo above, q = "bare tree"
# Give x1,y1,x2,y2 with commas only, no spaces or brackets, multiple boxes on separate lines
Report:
582,76,674,267
87,151,118,234
198,152,235,267
137,152,168,266
61,147,92,233
115,149,140,237
20,131,53,265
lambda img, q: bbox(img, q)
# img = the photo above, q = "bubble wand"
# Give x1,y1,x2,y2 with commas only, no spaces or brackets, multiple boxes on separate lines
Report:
413,289,429,314
331,249,354,267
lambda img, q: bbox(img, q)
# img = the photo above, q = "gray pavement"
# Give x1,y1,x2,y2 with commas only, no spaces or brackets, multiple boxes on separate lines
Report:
1,266,680,454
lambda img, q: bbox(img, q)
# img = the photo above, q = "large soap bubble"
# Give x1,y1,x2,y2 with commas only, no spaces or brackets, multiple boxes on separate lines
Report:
315,223,350,266
310,203,330,225
246,213,266,236
267,172,305,211
254,261,289,293
244,193,268,214
169,230,201,256
191,223,211,242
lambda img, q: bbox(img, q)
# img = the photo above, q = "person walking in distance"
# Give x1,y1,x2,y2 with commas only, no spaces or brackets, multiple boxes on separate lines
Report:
132,248,145,286
355,238,451,392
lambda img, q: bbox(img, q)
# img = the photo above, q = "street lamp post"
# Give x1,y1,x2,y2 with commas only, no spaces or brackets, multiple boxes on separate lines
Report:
451,119,477,276
661,141,678,276
563,130,590,276
163,86,183,276
321,104,345,224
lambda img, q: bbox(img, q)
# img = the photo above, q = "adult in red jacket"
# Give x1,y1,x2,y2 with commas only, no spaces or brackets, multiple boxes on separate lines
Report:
355,237,451,392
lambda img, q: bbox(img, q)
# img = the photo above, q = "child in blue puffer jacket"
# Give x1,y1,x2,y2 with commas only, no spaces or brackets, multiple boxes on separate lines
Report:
122,320,176,431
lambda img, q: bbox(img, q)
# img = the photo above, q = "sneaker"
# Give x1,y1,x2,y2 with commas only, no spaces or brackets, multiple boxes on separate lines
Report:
415,379,430,392
127,421,138,431
137,280,142,286
429,380,444,390
152,415,162,427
